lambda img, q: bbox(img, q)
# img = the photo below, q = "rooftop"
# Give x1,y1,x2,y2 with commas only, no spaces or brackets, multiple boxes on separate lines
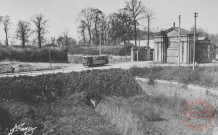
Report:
153,27,191,37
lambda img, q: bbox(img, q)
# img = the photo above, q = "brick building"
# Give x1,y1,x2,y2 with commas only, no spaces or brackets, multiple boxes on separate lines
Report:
153,25,216,63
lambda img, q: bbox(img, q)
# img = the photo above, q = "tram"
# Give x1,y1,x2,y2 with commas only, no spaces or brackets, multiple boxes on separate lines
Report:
82,55,109,66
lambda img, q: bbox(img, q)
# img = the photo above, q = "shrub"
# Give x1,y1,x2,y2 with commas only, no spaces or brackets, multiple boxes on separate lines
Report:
117,44,133,56
0,69,142,105
0,46,68,63
96,98,144,135
149,93,186,113
0,106,14,134
0,69,140,135
68,45,132,56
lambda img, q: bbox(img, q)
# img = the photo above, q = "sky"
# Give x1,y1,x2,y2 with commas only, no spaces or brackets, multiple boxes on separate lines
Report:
0,0,218,44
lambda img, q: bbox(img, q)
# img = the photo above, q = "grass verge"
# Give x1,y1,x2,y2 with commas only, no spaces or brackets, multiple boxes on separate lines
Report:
129,66,218,88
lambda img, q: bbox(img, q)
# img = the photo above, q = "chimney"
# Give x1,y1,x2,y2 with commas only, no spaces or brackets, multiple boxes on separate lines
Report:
173,22,175,28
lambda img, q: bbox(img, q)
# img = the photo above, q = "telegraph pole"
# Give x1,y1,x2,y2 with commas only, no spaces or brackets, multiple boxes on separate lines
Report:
178,15,181,67
193,12,198,70
48,43,52,69
99,23,102,55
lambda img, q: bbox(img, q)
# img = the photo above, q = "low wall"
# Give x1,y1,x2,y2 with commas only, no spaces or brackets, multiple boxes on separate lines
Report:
108,55,131,63
136,77,218,96
67,54,131,64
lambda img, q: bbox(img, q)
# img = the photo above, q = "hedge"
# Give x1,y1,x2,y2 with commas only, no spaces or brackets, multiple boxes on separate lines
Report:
0,46,68,63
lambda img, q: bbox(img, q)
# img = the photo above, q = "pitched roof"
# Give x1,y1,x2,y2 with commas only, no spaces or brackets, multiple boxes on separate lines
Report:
198,37,209,41
153,27,191,37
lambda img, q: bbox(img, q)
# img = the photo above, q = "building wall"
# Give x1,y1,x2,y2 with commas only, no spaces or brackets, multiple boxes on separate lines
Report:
167,41,178,63
154,37,165,63
196,40,214,63
154,35,197,64
154,36,191,64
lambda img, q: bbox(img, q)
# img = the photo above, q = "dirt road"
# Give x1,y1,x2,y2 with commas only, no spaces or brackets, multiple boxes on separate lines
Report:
1,60,218,77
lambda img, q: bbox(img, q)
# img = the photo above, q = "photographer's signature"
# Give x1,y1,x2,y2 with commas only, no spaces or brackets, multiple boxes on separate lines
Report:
8,123,37,135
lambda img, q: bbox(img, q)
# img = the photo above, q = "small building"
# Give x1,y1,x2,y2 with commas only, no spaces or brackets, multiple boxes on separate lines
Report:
196,37,216,62
153,25,215,63
121,40,155,60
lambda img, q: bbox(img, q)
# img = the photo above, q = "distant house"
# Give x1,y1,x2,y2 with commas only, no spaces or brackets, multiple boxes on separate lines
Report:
153,25,216,63
120,40,155,60
196,37,216,62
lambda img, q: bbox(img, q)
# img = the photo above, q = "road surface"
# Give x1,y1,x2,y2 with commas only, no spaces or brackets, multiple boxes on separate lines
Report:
0,61,218,78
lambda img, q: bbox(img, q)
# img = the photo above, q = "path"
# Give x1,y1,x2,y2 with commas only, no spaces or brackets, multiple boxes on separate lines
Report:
0,60,218,77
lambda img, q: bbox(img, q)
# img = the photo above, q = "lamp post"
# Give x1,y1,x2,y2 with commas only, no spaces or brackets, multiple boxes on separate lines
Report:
178,15,181,67
193,12,198,70
99,23,102,55
48,43,52,69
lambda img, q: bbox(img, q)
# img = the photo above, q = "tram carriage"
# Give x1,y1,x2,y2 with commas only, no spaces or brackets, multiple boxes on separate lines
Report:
82,55,109,66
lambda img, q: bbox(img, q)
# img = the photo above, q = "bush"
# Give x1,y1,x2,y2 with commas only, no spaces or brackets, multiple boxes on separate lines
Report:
96,98,143,135
0,69,142,105
68,45,133,56
0,106,14,134
0,69,141,135
0,46,68,63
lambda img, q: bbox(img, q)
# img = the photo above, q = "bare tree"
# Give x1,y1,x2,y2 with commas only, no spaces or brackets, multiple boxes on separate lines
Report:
124,0,145,46
78,20,87,44
101,18,108,45
78,8,95,45
16,20,31,48
92,8,104,45
118,10,133,45
145,8,155,60
57,36,64,47
62,28,69,47
0,16,11,46
108,13,120,45
31,13,48,48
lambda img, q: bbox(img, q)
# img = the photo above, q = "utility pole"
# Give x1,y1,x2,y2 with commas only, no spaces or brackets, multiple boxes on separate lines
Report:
178,15,181,67
193,12,198,70
99,23,102,55
48,43,52,69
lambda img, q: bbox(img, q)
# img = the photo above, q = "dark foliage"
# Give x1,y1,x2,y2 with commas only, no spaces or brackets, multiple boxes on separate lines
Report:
0,69,141,134
0,46,68,63
68,44,133,56
0,69,142,105
0,106,14,134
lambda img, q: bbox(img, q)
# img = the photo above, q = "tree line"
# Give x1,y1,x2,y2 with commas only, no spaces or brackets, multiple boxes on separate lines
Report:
0,14,49,48
77,0,155,46
0,14,76,48
1,0,218,49
190,27,218,47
